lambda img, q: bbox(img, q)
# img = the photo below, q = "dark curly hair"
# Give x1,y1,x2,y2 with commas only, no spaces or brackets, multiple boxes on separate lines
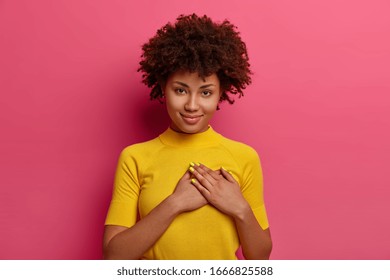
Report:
138,14,252,104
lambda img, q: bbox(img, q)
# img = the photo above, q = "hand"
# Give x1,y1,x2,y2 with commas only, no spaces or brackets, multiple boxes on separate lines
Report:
189,163,250,219
170,170,208,213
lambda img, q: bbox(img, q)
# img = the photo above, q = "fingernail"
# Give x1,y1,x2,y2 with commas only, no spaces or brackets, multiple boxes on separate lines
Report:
196,162,201,166
189,162,195,167
191,178,197,184
228,171,233,175
189,167,195,173
221,166,228,171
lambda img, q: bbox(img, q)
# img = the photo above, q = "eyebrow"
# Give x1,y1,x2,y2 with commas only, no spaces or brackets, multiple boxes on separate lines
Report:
173,81,216,89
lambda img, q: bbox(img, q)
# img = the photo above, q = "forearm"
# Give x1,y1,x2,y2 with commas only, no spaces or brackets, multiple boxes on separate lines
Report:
104,195,180,259
234,204,272,260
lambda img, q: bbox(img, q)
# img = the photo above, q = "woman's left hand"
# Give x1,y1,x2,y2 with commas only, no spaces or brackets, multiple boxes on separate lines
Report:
189,163,250,219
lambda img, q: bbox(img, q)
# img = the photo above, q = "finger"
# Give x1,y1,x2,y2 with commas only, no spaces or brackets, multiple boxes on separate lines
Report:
220,167,236,183
189,162,219,184
190,178,211,199
197,163,222,181
180,170,192,181
189,166,215,188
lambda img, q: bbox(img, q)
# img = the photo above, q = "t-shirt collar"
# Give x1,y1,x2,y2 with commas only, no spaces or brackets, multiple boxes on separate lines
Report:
159,125,222,147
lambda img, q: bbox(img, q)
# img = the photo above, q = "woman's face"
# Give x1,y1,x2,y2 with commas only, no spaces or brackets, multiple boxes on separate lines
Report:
164,70,221,134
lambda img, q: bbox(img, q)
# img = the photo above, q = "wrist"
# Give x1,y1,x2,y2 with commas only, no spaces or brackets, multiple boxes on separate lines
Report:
165,194,183,216
232,201,251,221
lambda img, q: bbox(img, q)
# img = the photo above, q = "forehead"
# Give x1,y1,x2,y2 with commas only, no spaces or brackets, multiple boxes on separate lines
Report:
167,70,220,86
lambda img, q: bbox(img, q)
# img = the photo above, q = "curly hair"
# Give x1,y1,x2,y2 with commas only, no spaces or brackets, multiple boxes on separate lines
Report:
138,14,252,104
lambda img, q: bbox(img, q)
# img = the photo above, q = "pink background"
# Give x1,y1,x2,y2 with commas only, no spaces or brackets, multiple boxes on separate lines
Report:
1,0,389,259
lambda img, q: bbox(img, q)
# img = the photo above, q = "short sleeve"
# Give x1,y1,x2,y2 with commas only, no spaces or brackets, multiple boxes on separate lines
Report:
105,147,140,227
240,149,269,230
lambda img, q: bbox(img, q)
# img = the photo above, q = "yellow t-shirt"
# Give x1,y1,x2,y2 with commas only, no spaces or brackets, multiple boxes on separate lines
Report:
105,126,269,259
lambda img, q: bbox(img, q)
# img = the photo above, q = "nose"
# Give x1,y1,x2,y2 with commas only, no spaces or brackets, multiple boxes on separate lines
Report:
184,93,200,112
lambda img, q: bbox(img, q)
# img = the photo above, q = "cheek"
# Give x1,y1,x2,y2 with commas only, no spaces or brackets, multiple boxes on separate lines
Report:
166,104,178,119
203,98,219,113
166,96,180,110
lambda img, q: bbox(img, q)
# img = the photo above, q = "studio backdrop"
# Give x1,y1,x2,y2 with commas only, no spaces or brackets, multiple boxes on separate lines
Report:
1,0,389,259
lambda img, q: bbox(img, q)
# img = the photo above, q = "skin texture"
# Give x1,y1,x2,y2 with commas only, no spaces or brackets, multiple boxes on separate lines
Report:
164,71,221,134
103,71,272,259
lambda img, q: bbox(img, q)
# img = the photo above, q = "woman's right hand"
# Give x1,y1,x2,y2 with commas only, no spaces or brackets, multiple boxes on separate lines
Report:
170,170,208,213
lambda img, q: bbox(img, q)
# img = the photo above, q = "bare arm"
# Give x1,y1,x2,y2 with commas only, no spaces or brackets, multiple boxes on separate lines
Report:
232,202,272,259
103,170,207,259
190,164,272,259
103,195,179,259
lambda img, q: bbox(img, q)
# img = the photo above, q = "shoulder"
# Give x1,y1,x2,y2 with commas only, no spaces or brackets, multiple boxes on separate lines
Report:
219,135,260,161
118,137,163,163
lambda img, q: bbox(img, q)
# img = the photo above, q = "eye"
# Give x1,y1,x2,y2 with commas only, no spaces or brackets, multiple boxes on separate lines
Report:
175,88,187,95
201,90,212,97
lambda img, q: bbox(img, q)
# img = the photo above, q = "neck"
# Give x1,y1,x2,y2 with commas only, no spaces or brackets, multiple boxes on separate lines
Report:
159,126,221,147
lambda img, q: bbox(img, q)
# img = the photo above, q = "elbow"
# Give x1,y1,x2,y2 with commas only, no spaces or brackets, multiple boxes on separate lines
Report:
103,245,114,260
103,244,140,260
244,239,273,260
103,242,122,260
103,247,127,260
103,249,124,260
258,228,273,260
261,239,273,260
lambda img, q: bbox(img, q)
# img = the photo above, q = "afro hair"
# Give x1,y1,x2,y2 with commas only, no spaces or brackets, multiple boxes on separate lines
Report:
138,14,252,104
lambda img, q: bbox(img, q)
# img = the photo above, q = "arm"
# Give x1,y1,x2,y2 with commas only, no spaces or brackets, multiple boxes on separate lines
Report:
190,164,272,259
103,170,207,259
232,198,272,260
103,195,179,260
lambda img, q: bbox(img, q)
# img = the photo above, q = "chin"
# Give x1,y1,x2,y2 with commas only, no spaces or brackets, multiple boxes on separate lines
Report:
176,124,205,134
180,127,201,134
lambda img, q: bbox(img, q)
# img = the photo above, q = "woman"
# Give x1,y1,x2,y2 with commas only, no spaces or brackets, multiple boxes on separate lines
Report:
103,14,272,260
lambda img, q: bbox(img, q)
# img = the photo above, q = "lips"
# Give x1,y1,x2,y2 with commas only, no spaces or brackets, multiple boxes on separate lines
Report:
181,114,203,125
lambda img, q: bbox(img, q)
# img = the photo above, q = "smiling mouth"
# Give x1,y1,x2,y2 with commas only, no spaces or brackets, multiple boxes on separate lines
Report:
181,114,203,125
